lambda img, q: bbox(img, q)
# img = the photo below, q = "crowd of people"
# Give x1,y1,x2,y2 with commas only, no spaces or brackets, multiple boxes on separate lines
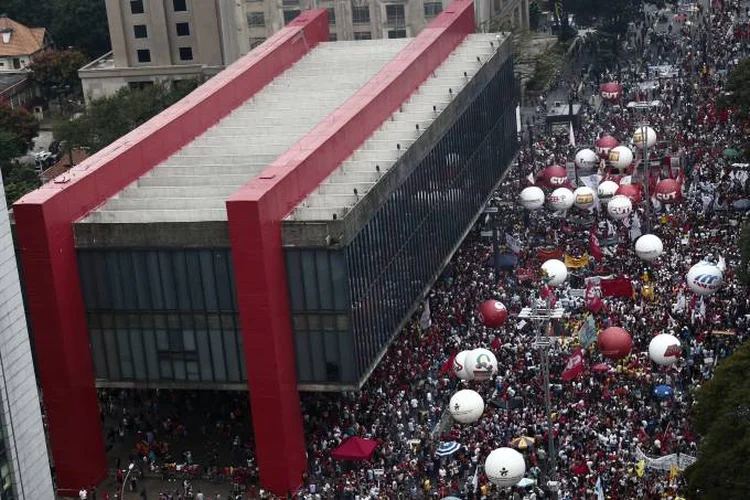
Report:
90,1,750,499
294,1,750,499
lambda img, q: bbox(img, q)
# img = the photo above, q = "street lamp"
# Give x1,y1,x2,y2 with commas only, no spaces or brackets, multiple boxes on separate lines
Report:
633,125,658,233
120,463,134,499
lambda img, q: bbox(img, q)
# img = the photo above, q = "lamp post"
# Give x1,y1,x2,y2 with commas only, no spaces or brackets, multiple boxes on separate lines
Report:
120,463,134,499
519,285,566,499
634,125,657,233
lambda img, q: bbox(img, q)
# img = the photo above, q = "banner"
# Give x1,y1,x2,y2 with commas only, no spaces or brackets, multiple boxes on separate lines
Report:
635,447,697,471
600,276,634,298
561,348,584,381
589,229,603,260
505,233,523,254
537,247,564,261
585,282,603,313
578,315,598,348
420,300,432,330
564,253,590,269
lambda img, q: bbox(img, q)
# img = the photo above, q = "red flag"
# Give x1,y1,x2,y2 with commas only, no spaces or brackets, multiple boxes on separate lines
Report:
440,352,457,377
561,348,584,381
600,275,634,298
540,285,558,308
490,337,502,350
537,247,564,261
589,228,602,261
585,282,603,313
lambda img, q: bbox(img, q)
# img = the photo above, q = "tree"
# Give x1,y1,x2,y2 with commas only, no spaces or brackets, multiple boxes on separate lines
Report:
739,223,750,286
0,105,39,152
27,49,89,98
683,340,750,499
721,59,750,121
55,80,201,155
49,0,111,58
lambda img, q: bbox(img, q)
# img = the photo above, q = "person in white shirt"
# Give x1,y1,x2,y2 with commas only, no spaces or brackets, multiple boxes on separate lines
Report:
79,489,87,500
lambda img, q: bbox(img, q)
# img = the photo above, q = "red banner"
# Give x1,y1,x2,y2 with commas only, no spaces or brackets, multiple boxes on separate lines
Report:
585,282,603,313
561,348,584,381
589,229,602,261
537,247,564,261
600,275,634,298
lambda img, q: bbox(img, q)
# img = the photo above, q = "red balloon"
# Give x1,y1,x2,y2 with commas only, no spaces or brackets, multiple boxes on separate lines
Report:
598,327,632,360
479,300,508,328
654,178,682,204
595,136,619,156
539,165,568,188
616,184,642,204
600,82,622,103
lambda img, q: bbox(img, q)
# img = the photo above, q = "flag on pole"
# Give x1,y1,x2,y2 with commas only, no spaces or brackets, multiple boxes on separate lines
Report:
419,300,432,330
569,121,576,147
589,228,603,260
595,476,605,500
561,348,584,381
472,465,479,492
578,314,598,348
527,172,536,185
505,233,523,254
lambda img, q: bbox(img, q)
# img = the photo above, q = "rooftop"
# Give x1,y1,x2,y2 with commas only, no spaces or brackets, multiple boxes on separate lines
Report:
0,15,45,57
81,39,411,224
285,33,503,222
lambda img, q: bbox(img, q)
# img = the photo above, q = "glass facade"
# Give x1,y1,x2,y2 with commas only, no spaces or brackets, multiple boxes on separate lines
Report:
78,249,247,384
344,58,519,380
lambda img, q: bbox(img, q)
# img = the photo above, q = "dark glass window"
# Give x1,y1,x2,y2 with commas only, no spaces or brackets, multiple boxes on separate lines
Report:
354,31,372,40
130,0,145,14
176,22,190,36
133,24,148,38
247,12,265,27
424,1,443,17
283,9,301,24
329,32,338,41
179,47,193,61
173,0,188,12
351,4,370,24
327,7,336,25
136,49,151,62
385,4,405,25
388,29,406,38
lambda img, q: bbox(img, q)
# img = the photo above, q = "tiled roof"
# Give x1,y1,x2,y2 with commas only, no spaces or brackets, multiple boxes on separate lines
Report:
0,16,46,57
41,149,89,184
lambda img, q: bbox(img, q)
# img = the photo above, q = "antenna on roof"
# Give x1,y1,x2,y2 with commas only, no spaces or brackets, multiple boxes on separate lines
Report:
353,188,359,201
476,56,481,63
463,71,468,78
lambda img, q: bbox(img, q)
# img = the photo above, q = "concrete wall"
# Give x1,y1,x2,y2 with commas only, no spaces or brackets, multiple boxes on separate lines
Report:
0,177,55,500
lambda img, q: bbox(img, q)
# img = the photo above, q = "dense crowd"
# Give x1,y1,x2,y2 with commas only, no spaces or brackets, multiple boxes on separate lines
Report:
294,1,750,499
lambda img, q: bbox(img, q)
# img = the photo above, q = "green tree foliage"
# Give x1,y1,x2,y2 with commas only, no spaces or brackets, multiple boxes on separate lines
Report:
739,223,750,286
27,49,89,97
0,105,40,151
56,80,201,155
683,340,750,499
721,58,750,120
0,128,41,208
1,0,110,58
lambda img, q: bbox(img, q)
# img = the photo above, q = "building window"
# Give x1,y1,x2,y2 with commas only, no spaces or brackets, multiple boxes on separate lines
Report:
173,0,188,11
327,7,336,25
385,4,405,26
247,12,265,27
283,9,301,24
130,0,145,14
329,32,337,41
388,29,406,38
133,24,148,38
351,4,370,24
136,49,151,62
179,47,193,61
128,81,154,90
250,37,265,48
354,31,372,40
424,1,443,17
176,22,190,36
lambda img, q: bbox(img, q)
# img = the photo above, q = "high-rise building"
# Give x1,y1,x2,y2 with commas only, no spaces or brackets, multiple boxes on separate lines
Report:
79,0,527,102
0,176,55,499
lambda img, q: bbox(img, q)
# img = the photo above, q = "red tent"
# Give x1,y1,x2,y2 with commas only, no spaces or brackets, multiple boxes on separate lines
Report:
331,437,378,461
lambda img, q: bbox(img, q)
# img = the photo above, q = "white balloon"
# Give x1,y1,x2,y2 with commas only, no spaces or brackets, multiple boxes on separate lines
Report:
453,350,474,381
686,263,723,296
575,148,599,170
541,259,568,287
519,186,545,210
466,348,498,381
485,448,527,488
607,195,633,220
635,234,664,262
449,389,485,424
649,334,682,366
573,186,597,209
548,187,575,211
597,181,619,205
632,126,657,149
608,146,634,170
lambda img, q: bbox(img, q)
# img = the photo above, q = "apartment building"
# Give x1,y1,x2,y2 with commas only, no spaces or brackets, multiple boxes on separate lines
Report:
80,0,528,102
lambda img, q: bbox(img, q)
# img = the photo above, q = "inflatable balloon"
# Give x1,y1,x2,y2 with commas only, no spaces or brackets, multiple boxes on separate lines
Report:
655,179,681,204
573,186,597,209
519,186,545,210
453,350,474,380
600,82,623,103
549,187,575,211
485,448,526,488
632,126,657,149
608,146,634,171
467,348,498,381
595,135,619,157
686,263,723,296
540,165,568,188
616,183,642,203
479,300,508,327
607,195,633,220
635,234,664,262
575,148,599,171
598,327,633,360
541,259,567,287
649,334,682,366
449,389,485,424
597,180,619,205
